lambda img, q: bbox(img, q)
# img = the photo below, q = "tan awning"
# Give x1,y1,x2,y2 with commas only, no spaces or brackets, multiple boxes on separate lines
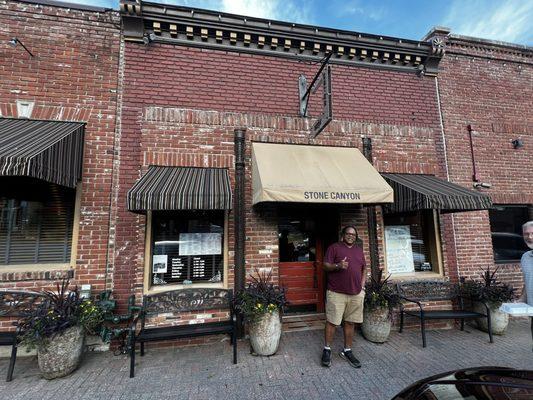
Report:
252,142,393,205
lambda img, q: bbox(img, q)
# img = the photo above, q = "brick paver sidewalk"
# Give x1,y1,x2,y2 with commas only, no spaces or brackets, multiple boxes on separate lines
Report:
1,319,532,400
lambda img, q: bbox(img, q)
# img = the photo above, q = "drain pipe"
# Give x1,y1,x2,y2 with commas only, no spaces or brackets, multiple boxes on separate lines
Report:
234,128,246,337
467,124,480,182
362,137,379,282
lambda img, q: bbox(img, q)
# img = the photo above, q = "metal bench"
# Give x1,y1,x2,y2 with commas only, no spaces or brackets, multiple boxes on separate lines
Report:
396,280,493,347
129,288,237,378
0,290,43,382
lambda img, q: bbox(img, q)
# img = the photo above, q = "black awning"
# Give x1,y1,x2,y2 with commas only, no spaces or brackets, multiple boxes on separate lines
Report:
0,118,85,188
382,173,492,214
127,166,232,213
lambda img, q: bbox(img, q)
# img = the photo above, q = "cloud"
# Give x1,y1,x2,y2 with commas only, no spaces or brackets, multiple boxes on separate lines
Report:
442,0,533,45
341,0,386,22
159,0,314,24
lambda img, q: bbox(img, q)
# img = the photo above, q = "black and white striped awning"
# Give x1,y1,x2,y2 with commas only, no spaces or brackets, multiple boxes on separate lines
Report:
0,118,85,188
382,173,492,214
127,166,232,213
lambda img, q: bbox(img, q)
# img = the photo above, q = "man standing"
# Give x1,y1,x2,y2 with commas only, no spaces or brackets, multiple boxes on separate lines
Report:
519,221,533,349
321,225,366,368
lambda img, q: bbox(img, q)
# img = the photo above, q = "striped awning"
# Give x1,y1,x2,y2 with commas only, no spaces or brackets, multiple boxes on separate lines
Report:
382,173,493,214
0,118,85,188
127,166,232,213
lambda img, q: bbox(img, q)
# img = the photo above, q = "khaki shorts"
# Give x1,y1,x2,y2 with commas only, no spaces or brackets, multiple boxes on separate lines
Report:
325,289,365,325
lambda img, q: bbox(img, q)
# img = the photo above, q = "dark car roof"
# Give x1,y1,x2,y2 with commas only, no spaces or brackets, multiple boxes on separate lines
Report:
392,367,533,400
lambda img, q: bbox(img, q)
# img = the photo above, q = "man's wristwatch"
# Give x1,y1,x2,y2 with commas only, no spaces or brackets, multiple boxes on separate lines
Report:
335,263,340,270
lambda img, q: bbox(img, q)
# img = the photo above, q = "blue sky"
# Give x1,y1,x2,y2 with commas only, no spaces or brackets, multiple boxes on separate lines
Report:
74,0,532,45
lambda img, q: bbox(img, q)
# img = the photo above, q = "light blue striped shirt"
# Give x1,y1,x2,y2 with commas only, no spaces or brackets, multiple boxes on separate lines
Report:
520,250,533,306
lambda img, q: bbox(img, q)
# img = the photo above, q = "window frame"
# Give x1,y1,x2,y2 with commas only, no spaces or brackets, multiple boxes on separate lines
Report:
143,210,229,294
489,204,531,264
0,182,81,273
382,209,444,279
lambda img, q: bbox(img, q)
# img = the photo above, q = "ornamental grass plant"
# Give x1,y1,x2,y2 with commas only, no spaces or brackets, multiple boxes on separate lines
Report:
234,269,288,322
18,279,105,350
461,266,516,305
364,269,401,313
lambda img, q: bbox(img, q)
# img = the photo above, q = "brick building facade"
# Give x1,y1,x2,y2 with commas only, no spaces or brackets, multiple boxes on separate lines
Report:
1,0,531,340
0,0,120,330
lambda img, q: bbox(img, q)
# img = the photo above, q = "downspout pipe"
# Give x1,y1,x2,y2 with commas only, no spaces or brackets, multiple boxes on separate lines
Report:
467,124,480,182
362,137,380,283
234,128,246,337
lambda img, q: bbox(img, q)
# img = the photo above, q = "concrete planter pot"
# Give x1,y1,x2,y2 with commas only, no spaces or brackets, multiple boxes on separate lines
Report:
249,310,281,356
38,325,85,379
473,302,508,335
362,306,391,343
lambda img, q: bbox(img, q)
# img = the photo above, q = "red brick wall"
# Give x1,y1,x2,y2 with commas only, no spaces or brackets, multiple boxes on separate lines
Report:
114,41,446,310
437,38,533,289
0,1,120,297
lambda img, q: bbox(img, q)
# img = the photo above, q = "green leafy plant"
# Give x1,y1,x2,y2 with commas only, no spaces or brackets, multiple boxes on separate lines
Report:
18,279,105,350
234,269,288,322
461,266,515,305
364,269,401,312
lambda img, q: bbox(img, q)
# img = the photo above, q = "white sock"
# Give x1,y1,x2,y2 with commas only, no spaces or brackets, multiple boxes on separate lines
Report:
324,346,331,350
343,348,351,353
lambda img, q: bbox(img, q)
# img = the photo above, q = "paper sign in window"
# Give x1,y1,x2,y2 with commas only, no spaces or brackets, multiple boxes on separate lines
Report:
152,254,168,273
385,225,415,274
179,233,222,256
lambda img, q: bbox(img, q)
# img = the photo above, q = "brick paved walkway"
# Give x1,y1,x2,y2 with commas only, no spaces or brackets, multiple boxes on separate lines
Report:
1,319,532,400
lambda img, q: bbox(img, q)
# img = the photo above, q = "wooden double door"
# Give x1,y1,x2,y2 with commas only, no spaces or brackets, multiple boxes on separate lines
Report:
278,207,338,313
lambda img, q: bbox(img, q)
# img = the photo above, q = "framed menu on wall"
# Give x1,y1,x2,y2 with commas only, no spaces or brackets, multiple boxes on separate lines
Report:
385,225,415,274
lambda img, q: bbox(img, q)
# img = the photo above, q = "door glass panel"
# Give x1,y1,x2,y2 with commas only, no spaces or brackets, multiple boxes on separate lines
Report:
278,217,316,262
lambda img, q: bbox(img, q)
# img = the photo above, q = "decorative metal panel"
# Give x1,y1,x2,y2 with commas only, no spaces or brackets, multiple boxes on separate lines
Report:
143,288,232,315
0,290,43,317
397,281,458,302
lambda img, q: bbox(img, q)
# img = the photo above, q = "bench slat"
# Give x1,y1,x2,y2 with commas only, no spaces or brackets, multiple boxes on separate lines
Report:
138,321,233,342
403,310,485,319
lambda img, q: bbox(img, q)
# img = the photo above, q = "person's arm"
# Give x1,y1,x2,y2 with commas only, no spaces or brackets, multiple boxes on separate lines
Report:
323,257,348,272
518,284,527,303
361,264,367,288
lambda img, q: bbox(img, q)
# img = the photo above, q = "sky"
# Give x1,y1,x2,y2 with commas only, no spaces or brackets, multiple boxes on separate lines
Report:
70,0,532,46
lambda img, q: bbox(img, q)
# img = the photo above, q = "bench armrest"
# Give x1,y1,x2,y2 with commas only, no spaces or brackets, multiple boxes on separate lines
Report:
129,309,144,336
399,295,423,308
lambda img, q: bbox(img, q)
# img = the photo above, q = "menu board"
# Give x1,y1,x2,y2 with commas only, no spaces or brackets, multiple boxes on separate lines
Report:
179,233,222,256
152,231,223,285
152,253,223,285
385,225,415,274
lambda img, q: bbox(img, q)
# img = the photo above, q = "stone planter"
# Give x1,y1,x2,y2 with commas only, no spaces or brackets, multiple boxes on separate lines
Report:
473,302,508,335
248,310,281,356
38,325,85,379
362,306,391,343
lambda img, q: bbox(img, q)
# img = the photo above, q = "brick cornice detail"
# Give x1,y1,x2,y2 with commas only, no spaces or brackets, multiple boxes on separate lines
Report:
120,1,443,75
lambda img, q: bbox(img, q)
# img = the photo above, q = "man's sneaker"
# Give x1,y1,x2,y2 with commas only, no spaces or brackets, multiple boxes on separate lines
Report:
340,350,361,368
321,348,332,367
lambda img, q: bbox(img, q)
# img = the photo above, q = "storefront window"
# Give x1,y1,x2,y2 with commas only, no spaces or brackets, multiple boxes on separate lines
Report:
0,178,75,265
489,205,530,263
151,211,224,286
384,210,441,275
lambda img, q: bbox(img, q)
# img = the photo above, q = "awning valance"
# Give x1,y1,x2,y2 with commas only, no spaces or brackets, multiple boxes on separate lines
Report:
127,166,232,213
382,173,493,214
0,118,85,188
252,142,393,205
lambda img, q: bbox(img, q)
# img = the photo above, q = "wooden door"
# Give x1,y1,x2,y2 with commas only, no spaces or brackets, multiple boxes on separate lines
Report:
278,212,327,313
279,240,324,312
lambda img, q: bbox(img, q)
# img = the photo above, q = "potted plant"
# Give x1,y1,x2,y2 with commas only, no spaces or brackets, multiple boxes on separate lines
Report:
17,279,104,379
361,270,400,343
462,267,515,335
234,269,287,356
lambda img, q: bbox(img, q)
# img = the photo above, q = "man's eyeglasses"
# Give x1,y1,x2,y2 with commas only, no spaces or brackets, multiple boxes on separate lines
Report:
344,232,357,237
